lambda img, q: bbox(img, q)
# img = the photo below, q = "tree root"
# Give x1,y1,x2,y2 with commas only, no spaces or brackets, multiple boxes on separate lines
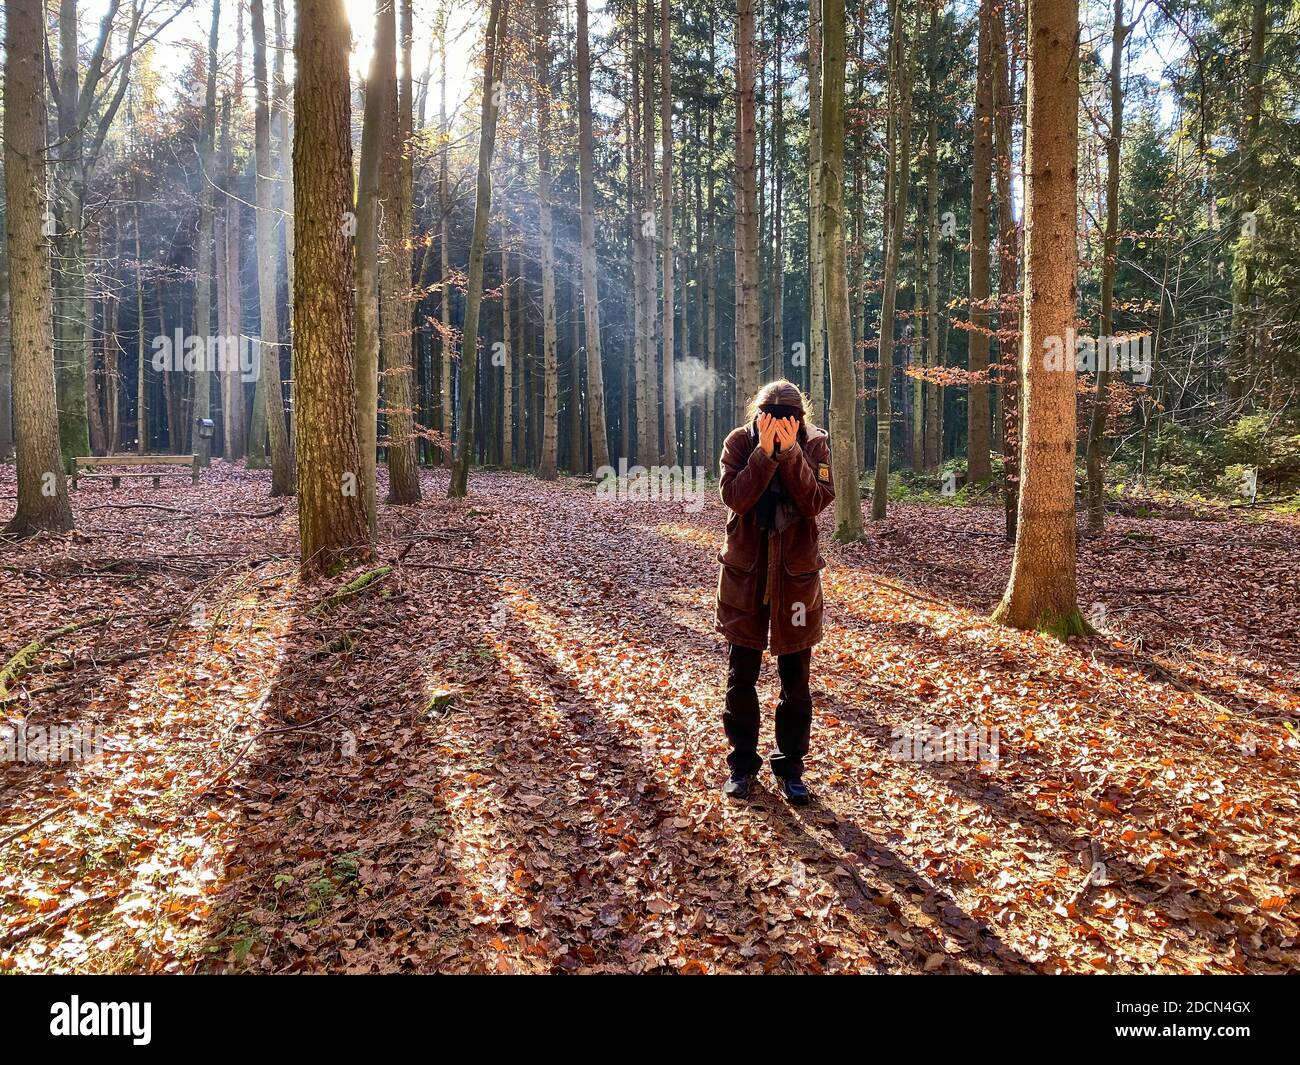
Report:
311,566,394,613
0,617,110,699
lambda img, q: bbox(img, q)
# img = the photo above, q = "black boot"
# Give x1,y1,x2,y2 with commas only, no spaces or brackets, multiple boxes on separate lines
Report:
775,774,811,806
723,771,755,801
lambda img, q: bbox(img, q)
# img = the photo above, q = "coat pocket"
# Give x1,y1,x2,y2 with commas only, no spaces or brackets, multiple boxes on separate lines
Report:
781,557,824,618
780,520,823,575
717,560,758,610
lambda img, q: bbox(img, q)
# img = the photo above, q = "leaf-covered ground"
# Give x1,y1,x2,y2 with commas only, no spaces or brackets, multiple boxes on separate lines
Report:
1,464,1297,973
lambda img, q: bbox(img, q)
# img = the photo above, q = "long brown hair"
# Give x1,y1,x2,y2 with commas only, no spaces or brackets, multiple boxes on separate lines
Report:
745,379,811,428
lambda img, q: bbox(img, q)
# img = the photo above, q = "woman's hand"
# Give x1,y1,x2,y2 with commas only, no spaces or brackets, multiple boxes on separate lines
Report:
758,413,780,456
774,417,799,454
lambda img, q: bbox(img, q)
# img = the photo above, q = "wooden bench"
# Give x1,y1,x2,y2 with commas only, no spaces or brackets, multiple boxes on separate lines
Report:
71,454,200,489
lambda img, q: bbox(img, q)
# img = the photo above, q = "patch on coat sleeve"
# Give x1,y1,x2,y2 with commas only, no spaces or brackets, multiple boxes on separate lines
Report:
817,462,832,483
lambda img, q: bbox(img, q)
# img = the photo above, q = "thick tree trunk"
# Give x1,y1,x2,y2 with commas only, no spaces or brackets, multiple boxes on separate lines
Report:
821,0,863,540
293,0,371,573
992,0,1085,635
3,0,74,535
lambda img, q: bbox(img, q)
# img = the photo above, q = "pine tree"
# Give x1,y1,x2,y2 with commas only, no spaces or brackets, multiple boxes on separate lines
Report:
4,0,74,536
821,0,863,540
293,0,371,573
992,0,1086,635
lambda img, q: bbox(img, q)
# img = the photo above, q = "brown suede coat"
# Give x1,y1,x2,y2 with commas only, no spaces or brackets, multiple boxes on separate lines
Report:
715,422,835,654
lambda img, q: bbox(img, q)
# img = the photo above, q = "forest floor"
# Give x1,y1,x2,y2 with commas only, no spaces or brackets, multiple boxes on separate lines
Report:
1,463,1297,974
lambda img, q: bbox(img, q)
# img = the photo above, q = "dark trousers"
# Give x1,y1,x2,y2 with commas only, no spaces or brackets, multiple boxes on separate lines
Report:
723,643,813,779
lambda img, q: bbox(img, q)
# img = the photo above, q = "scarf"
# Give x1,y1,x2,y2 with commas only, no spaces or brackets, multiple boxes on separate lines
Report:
750,420,798,533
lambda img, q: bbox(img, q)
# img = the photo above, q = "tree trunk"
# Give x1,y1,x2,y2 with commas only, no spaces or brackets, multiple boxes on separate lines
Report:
437,16,453,459
567,279,583,469
48,1,143,464
136,216,150,453
274,0,295,306
923,50,941,468
641,0,660,456
353,0,389,538
501,240,513,466
967,0,995,484
193,0,221,470
808,0,826,422
251,0,294,492
771,10,785,384
994,0,1019,540
85,228,108,456
704,71,718,471
631,67,653,465
0,236,12,461
821,0,863,540
1227,0,1267,402
222,95,246,462
575,0,611,471
535,0,559,480
733,0,761,421
450,0,509,497
106,248,121,453
1084,0,1127,534
383,0,421,503
923,0,941,471
659,0,678,464
872,0,916,520
4,0,74,535
53,7,89,467
992,0,1085,636
216,129,229,458
0,236,11,461
293,0,371,573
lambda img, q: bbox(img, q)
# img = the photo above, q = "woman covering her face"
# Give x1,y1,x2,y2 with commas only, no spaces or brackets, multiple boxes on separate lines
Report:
715,379,835,805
